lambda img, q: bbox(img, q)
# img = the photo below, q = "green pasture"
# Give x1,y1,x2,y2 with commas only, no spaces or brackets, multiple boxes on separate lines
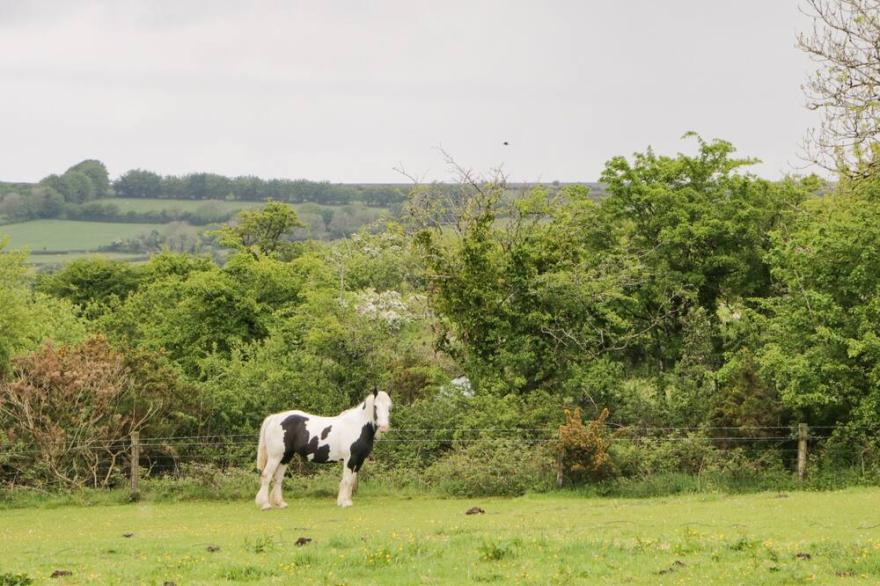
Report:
25,252,149,266
0,220,166,252
92,198,267,214
3,488,880,584
94,197,389,216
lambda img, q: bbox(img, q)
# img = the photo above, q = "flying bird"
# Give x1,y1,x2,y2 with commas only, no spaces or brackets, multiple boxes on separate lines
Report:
502,141,509,146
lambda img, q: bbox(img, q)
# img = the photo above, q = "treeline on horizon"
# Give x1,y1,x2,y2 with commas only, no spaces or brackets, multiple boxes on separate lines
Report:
0,160,601,228
0,160,412,226
111,168,408,206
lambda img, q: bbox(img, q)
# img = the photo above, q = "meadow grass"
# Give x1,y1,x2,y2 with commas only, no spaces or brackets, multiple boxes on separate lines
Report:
25,252,148,265
93,197,384,216
92,198,270,214
0,220,166,252
2,488,880,584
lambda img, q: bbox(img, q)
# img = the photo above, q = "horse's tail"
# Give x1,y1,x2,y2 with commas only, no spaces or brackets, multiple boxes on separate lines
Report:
256,416,270,473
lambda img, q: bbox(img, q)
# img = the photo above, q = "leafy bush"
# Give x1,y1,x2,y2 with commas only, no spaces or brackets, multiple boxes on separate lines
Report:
424,437,554,496
610,434,788,480
0,336,198,488
556,407,615,484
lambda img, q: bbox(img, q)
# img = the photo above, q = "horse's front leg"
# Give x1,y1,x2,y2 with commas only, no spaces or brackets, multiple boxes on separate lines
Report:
337,463,355,507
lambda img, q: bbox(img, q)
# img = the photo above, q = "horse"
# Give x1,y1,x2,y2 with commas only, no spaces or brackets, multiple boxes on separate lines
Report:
255,389,392,509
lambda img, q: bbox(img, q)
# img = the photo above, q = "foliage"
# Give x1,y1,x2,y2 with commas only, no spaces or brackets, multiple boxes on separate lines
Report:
599,135,806,320
99,264,269,376
556,407,615,484
0,336,197,488
36,257,144,315
39,160,109,204
757,193,880,427
212,201,304,259
113,169,162,198
68,159,111,197
0,241,87,374
0,242,32,373
6,130,880,492
424,437,554,496
112,168,407,207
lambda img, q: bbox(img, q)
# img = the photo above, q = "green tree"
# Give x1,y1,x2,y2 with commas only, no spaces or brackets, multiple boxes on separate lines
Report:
99,266,268,375
113,169,163,198
37,258,144,316
213,201,304,259
29,185,65,218
599,135,806,315
0,240,87,374
69,160,110,196
60,170,96,203
413,176,655,397
757,189,880,427
320,207,335,232
0,242,31,373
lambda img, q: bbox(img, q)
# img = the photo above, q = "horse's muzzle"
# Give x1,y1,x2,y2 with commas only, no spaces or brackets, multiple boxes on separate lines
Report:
378,425,389,433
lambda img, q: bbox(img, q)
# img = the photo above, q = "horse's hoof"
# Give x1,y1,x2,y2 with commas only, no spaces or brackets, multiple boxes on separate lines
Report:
338,501,353,508
277,502,288,509
260,503,273,511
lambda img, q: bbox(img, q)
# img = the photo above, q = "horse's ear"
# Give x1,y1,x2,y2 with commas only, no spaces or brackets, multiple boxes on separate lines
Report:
372,387,378,397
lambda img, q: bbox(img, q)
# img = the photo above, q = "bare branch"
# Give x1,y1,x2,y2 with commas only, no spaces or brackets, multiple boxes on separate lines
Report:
798,0,880,179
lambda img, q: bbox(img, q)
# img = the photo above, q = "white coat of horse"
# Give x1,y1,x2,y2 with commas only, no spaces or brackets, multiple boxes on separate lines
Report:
255,389,392,509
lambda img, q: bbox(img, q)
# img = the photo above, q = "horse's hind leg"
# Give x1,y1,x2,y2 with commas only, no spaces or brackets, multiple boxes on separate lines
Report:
270,463,288,508
256,456,281,511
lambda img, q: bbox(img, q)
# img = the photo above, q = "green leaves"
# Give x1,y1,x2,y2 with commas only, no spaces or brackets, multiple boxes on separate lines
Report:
755,192,880,425
212,201,304,260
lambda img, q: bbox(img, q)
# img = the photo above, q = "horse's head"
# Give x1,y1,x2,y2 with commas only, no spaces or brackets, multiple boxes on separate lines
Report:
371,389,393,433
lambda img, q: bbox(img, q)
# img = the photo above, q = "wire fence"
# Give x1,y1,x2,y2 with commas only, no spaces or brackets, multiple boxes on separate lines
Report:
0,426,856,455
1,424,878,489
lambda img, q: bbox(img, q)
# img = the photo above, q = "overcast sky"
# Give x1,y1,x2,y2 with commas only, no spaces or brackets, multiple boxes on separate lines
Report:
0,1,817,183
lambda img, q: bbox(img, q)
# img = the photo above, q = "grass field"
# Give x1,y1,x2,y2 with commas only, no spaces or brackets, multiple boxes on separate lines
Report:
94,197,386,216
93,198,269,213
2,489,880,585
0,220,166,252
25,252,149,265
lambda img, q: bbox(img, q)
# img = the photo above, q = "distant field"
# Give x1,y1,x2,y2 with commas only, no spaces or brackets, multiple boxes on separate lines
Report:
94,197,269,213
26,252,149,265
0,200,395,266
93,198,395,237
2,489,880,584
0,220,166,252
95,197,389,216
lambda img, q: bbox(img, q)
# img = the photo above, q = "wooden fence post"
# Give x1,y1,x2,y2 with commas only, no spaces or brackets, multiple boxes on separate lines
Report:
555,453,564,488
797,423,808,482
130,430,140,497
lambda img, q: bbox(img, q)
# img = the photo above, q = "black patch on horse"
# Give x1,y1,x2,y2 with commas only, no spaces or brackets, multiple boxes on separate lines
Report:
280,415,309,464
321,425,332,440
311,436,331,463
347,423,376,472
280,414,332,464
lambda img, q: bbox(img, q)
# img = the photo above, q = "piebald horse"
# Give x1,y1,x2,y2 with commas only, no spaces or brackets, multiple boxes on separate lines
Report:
255,390,392,509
